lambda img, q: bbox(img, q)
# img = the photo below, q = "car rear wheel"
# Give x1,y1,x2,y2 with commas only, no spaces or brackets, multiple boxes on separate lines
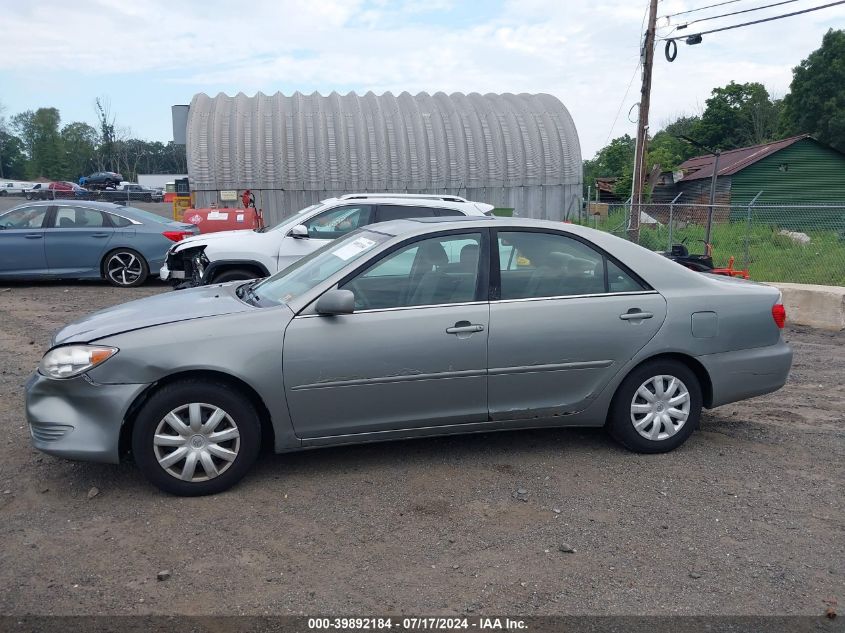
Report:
212,268,258,283
607,359,702,453
103,249,149,287
131,380,261,496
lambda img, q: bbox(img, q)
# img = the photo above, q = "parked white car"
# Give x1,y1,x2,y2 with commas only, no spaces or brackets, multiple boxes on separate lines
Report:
0,181,33,196
160,194,495,287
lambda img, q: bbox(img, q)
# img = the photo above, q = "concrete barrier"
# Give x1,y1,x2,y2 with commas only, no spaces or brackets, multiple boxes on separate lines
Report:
768,283,845,331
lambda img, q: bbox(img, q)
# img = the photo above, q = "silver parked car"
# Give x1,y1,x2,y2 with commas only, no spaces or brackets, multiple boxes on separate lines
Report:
26,217,792,495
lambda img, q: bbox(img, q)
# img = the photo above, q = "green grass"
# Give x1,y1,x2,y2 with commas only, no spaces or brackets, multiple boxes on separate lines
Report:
577,211,845,287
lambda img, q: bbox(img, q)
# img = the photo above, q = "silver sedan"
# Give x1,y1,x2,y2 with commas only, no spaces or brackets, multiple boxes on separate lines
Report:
26,217,792,495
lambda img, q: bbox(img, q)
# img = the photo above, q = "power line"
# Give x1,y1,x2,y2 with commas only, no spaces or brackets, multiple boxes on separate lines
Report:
602,0,650,146
604,60,642,146
675,0,801,27
660,0,747,19
661,0,845,40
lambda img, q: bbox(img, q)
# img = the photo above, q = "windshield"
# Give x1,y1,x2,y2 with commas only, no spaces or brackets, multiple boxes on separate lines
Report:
256,203,325,233
252,229,390,305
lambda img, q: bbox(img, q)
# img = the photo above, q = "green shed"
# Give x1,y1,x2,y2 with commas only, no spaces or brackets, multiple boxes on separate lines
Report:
664,135,845,228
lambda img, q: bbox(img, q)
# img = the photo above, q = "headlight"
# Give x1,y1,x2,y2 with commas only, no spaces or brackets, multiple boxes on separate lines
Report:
38,345,118,379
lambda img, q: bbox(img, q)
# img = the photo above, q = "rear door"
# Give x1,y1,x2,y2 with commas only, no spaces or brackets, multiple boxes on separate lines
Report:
0,206,50,277
44,205,115,275
487,229,667,420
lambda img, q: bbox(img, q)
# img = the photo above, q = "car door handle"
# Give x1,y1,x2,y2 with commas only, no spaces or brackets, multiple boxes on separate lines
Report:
446,321,485,334
24,233,43,239
91,233,110,238
620,309,654,321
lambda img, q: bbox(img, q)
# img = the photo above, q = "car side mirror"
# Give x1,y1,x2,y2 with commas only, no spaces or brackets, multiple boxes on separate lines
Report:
289,224,309,239
315,289,355,315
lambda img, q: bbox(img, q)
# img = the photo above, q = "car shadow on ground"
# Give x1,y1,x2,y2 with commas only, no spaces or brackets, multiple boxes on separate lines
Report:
44,426,626,497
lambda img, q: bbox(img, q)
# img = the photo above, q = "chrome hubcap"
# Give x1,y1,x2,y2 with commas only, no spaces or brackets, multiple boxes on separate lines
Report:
153,403,240,482
630,375,690,441
106,252,142,286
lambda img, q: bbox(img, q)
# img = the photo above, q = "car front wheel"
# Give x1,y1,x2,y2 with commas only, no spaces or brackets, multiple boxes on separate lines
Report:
103,249,149,287
607,359,702,453
132,379,262,496
212,268,258,283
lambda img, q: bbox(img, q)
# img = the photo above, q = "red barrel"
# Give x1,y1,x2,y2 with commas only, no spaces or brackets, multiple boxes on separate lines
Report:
182,208,263,233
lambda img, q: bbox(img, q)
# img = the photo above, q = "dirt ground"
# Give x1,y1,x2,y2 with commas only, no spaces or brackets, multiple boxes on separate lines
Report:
0,280,842,617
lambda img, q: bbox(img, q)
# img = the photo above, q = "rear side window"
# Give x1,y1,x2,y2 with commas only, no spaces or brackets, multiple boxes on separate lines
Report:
53,206,107,228
108,213,133,228
496,231,645,300
376,205,440,221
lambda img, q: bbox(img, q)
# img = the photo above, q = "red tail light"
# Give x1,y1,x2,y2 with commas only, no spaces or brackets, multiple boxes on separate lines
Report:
772,303,786,329
162,230,193,242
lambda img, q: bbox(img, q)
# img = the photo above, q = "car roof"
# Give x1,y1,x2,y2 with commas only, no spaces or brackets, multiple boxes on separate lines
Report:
7,200,140,212
320,195,489,211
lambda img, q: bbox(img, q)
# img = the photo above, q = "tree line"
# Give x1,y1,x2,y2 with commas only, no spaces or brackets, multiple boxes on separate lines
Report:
584,28,845,199
0,97,186,183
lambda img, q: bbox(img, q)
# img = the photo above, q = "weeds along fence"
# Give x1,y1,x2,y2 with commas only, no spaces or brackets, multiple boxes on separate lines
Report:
580,202,845,287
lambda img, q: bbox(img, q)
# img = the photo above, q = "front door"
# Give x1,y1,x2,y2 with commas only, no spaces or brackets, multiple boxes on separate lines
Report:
0,206,50,278
488,229,667,419
44,205,115,275
283,231,489,438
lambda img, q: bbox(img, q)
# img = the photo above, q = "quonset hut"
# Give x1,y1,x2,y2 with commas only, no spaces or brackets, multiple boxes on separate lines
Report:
182,91,582,224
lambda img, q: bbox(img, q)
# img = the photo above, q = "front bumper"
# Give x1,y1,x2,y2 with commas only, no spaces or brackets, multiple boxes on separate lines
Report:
25,372,150,464
159,263,185,281
698,339,793,408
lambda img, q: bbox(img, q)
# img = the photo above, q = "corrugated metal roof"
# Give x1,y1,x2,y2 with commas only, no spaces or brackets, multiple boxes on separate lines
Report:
678,134,810,181
185,91,582,222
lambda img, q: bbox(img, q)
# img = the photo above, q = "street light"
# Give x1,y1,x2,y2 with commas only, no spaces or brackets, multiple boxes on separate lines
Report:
678,135,721,245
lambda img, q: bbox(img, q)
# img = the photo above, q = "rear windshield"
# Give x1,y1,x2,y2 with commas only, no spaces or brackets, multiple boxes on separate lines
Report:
122,207,178,225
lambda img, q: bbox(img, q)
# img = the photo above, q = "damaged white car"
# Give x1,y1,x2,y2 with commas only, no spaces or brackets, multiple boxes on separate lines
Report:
160,193,494,287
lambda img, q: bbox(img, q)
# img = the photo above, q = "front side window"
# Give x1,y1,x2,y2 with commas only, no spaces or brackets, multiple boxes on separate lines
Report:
1,206,48,229
253,230,390,305
301,205,373,239
497,231,643,300
341,232,482,310
53,206,107,228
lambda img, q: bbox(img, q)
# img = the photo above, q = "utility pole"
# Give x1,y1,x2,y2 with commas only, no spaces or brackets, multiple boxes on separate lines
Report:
629,0,658,243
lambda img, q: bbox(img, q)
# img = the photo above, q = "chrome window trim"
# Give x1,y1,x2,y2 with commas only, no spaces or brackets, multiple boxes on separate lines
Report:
295,290,658,318
493,290,659,304
104,212,142,226
294,300,487,318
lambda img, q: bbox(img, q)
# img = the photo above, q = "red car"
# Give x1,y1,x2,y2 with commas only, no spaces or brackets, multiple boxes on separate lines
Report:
30,181,89,200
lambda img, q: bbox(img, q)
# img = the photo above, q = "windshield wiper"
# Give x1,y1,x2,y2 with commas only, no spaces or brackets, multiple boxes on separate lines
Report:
236,279,260,304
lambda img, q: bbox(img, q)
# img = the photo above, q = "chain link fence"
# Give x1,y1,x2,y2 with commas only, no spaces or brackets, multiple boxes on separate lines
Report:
580,201,845,286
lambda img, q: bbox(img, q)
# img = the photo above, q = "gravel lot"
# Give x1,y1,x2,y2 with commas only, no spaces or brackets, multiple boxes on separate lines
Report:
0,202,842,617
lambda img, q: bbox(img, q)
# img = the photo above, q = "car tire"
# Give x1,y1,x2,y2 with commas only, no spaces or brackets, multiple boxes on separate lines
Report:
0,190,6,197
131,379,262,496
212,268,258,283
607,359,702,454
103,248,149,287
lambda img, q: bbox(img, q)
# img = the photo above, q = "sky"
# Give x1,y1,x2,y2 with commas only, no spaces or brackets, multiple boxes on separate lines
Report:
0,0,843,160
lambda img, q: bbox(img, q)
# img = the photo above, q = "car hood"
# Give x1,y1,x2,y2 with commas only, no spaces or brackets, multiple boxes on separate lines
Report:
52,283,253,345
172,228,261,251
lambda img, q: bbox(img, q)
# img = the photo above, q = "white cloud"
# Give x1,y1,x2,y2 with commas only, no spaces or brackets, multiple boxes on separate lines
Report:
0,0,842,157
